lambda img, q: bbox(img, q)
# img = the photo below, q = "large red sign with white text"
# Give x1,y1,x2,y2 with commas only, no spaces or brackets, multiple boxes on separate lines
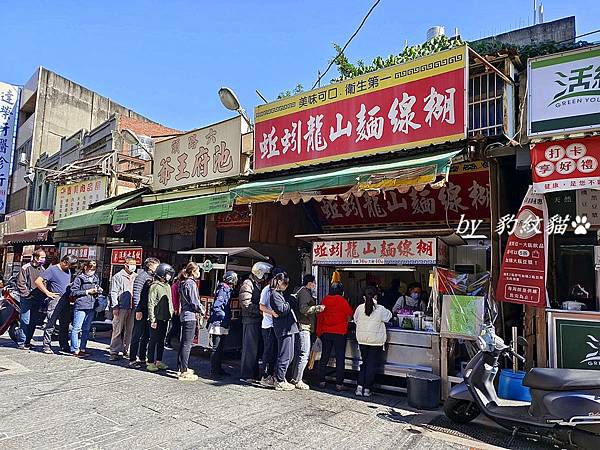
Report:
315,161,490,227
110,248,143,266
532,136,600,193
496,187,549,308
255,46,467,172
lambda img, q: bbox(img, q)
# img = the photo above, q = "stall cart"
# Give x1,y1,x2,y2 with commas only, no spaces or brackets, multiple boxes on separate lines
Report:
177,247,268,351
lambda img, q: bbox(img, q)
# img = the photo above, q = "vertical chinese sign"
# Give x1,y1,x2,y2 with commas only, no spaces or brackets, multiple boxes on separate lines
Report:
496,187,549,308
255,45,468,172
0,82,20,214
153,116,245,191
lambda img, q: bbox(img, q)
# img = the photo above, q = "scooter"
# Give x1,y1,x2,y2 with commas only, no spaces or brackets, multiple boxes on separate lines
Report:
0,276,21,343
445,324,600,449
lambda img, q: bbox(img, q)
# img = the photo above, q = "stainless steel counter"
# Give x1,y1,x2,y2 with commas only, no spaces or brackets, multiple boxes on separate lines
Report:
340,327,441,377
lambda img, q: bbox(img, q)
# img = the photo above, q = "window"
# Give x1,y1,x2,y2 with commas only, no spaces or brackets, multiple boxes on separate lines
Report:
129,135,154,161
468,71,504,137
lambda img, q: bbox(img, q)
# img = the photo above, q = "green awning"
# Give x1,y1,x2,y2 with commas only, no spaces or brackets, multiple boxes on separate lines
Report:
111,192,233,224
56,194,139,231
231,150,462,204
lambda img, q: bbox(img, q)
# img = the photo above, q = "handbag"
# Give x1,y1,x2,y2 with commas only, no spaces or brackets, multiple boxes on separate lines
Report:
94,295,108,313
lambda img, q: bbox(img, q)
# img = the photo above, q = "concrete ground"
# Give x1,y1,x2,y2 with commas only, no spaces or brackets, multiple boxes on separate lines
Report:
0,330,548,450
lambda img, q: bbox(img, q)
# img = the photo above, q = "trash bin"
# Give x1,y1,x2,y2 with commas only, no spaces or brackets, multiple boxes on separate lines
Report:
407,371,441,410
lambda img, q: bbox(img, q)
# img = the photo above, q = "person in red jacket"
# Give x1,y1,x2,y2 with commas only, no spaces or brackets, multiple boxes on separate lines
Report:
316,282,353,391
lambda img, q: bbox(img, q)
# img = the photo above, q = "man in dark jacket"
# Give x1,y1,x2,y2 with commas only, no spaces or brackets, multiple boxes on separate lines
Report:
270,272,299,391
129,257,159,368
239,262,272,383
16,248,46,349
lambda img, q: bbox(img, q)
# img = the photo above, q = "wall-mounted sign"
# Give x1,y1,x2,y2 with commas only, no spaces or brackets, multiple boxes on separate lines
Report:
60,245,99,261
316,161,490,228
254,45,467,173
528,45,600,137
153,116,245,191
312,238,438,266
549,310,600,370
112,223,126,234
54,177,107,220
531,136,600,193
110,247,143,266
216,205,251,229
496,187,549,308
0,82,20,214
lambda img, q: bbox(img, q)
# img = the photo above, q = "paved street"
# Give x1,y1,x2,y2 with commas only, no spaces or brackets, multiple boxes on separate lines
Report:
0,331,547,450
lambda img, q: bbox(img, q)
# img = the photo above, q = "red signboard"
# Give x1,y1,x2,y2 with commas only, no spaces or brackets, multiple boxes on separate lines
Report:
496,187,548,308
532,136,600,193
315,161,490,227
216,205,251,229
110,247,143,266
254,46,467,172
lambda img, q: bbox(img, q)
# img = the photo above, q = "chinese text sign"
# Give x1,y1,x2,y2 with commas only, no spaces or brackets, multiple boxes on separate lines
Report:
0,82,20,214
312,238,437,266
111,248,143,266
528,45,600,137
54,177,107,220
532,137,600,193
496,187,549,308
153,116,243,191
255,46,467,172
316,161,490,227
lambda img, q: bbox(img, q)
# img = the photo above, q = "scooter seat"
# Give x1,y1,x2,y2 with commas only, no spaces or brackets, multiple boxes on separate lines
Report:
523,368,600,391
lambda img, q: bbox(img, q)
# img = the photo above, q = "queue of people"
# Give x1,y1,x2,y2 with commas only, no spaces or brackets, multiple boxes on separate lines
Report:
12,250,398,396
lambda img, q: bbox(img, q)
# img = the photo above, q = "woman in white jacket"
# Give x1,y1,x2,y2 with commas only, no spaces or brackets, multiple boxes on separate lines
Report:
353,286,392,397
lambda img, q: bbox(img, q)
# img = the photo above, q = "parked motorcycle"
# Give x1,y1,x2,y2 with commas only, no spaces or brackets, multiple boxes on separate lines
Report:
0,276,21,343
444,324,600,449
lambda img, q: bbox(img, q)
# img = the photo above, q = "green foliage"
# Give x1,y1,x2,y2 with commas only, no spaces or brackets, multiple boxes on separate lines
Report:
277,83,304,99
469,39,591,63
330,35,465,83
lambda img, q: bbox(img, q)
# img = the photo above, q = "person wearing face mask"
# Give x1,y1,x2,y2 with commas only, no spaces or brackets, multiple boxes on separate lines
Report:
70,260,102,357
146,263,175,372
16,248,47,350
290,274,324,390
37,254,79,354
129,257,160,368
392,282,426,314
177,262,206,381
109,256,138,361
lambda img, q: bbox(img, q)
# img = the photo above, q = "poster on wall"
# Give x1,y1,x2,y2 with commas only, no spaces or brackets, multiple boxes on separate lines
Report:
528,45,600,137
531,137,600,193
255,45,467,172
54,177,108,220
496,186,549,308
0,82,20,215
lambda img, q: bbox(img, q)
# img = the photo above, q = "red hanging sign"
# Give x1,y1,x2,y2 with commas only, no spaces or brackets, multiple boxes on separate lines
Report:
496,187,548,308
532,136,600,193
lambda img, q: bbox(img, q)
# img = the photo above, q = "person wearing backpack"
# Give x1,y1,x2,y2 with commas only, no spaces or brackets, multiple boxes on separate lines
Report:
146,263,175,372
353,286,392,397
70,260,102,357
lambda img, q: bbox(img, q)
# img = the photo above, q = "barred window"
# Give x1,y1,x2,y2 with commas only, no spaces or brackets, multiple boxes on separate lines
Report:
469,71,504,137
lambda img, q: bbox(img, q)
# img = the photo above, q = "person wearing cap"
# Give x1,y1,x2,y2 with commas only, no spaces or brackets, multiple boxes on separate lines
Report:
146,263,175,372
239,261,272,383
207,270,238,380
37,254,78,354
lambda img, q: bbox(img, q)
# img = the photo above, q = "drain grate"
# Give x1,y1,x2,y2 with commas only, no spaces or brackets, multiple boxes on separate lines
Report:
426,416,549,449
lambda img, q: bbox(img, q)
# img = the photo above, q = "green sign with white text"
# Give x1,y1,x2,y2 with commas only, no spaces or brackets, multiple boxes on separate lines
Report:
555,318,600,370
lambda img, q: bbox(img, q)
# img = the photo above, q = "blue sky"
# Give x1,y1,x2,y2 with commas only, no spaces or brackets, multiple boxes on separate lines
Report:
3,0,599,131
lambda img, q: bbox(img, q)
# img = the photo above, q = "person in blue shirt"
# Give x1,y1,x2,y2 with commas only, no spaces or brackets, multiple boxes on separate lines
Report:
36,254,78,354
207,270,238,380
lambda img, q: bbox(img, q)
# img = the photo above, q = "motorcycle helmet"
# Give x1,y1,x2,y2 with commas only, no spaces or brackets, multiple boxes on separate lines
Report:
223,270,238,286
251,262,273,281
155,263,175,282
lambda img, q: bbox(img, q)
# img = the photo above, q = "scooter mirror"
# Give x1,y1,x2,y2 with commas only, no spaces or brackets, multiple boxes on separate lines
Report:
517,336,528,348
